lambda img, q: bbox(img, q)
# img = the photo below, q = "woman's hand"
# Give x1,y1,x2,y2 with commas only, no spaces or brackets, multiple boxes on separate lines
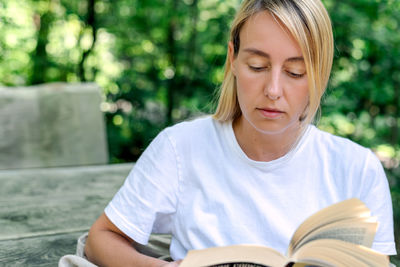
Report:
160,260,182,267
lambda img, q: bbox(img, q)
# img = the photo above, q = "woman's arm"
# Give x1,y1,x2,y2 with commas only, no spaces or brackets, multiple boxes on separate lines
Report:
85,213,180,267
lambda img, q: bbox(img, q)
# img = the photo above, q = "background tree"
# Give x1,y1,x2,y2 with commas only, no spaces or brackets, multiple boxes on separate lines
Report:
31,0,54,84
0,0,399,261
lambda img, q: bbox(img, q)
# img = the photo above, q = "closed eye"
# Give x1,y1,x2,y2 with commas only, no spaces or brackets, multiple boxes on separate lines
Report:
249,65,267,72
286,71,305,78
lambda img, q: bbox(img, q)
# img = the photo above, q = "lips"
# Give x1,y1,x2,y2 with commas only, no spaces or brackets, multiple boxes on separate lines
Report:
257,107,284,119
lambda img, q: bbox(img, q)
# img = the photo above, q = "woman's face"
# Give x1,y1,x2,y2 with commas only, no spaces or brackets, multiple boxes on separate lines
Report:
229,11,309,135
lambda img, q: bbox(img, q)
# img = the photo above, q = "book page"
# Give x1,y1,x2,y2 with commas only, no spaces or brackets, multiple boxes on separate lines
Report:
326,239,390,266
288,198,373,254
291,239,388,267
292,239,389,267
293,246,366,267
290,218,377,254
179,244,287,267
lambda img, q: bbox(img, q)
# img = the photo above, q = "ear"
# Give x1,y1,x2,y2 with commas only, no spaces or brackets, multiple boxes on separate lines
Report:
228,41,236,75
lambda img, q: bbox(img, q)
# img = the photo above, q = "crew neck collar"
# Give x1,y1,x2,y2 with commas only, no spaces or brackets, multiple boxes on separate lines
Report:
222,120,313,170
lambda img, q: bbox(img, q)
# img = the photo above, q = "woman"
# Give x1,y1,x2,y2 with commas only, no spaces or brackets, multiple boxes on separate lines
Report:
85,0,396,266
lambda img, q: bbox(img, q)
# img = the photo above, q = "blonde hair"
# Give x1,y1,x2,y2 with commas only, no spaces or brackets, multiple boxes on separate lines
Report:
213,0,334,127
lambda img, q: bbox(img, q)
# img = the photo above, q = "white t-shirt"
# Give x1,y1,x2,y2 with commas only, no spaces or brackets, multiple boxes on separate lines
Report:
105,116,396,259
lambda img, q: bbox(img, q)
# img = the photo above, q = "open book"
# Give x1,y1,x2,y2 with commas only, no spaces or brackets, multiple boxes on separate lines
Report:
179,198,389,267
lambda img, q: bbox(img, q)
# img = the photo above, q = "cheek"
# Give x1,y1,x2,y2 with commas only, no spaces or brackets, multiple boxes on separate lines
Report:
236,72,262,111
235,72,255,111
236,66,262,93
299,80,310,102
296,83,310,109
285,79,309,109
288,77,308,96
297,81,309,100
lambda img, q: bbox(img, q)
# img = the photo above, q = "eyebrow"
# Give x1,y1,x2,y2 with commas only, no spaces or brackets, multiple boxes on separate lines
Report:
243,48,304,62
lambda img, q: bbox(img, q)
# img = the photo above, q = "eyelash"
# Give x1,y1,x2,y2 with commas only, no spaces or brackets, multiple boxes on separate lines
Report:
249,66,267,72
286,71,305,78
248,65,304,78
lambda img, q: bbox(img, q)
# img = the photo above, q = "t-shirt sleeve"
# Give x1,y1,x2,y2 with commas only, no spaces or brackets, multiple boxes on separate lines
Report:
104,129,180,245
360,150,396,255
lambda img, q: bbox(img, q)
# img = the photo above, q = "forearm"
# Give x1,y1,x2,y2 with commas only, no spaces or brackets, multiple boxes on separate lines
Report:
85,228,167,267
85,214,168,267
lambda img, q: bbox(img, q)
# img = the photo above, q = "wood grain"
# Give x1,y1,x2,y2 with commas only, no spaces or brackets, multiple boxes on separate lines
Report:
0,163,133,266
0,163,133,239
0,231,86,266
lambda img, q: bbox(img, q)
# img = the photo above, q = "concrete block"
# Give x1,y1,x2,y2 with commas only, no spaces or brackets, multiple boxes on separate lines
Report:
0,82,108,169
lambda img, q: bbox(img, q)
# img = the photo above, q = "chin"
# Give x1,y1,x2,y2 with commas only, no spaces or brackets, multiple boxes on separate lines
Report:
247,117,300,136
254,125,292,135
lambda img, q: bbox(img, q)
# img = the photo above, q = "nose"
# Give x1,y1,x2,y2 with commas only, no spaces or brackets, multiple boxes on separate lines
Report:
264,69,282,100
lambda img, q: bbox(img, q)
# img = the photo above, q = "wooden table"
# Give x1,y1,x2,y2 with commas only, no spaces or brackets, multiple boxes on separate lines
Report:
0,163,133,266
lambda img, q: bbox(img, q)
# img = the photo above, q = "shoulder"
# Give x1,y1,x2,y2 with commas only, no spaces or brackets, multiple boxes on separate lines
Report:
167,115,215,130
156,115,230,160
307,125,371,157
303,125,382,173
163,115,222,141
304,126,389,199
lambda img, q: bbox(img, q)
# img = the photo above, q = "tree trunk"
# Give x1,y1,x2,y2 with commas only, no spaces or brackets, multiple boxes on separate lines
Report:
391,81,399,145
186,0,199,82
78,0,97,82
31,1,53,85
166,0,179,126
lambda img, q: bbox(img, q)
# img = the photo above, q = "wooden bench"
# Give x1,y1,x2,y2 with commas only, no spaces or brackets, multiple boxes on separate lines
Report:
0,163,133,266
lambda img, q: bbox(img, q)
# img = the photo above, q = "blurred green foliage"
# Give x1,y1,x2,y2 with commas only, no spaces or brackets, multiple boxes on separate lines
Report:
0,0,399,259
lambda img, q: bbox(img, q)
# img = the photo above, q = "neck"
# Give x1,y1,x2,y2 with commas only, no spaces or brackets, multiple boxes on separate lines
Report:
232,116,303,162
